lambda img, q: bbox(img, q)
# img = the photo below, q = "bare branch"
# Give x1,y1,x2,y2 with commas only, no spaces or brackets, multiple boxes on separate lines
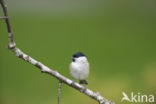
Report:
0,16,8,19
0,0,16,48
58,80,62,104
0,0,114,104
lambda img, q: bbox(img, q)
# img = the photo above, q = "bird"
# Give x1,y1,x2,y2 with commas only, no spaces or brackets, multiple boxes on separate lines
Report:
69,52,90,87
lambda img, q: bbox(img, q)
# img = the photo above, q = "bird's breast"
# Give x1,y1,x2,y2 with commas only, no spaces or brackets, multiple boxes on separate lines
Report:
70,62,89,80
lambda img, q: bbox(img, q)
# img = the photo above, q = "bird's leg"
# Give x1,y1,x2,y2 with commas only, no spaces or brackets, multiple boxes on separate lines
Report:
71,79,75,86
80,84,87,93
79,80,88,92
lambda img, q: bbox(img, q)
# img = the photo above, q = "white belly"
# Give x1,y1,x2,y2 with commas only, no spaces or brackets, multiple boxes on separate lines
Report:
70,62,89,80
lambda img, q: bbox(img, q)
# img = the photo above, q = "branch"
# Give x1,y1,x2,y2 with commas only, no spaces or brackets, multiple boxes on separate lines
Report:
0,0,16,49
0,0,114,104
58,80,62,104
0,16,7,19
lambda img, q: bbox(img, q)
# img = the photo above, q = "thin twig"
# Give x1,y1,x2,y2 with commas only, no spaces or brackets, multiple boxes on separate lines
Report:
0,0,114,104
0,0,15,48
58,80,62,104
0,16,7,19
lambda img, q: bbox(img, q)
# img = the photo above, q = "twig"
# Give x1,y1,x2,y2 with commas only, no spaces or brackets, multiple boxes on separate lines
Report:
58,80,62,104
0,16,7,19
0,0,114,104
0,0,16,49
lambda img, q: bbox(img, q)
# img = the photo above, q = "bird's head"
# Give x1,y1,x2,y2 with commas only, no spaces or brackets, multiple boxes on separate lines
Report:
71,52,87,62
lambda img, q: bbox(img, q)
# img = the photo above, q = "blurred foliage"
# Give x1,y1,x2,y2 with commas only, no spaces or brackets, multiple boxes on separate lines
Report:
0,0,156,104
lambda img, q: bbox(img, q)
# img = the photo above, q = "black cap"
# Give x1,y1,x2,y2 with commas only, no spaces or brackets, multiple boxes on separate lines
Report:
72,52,85,58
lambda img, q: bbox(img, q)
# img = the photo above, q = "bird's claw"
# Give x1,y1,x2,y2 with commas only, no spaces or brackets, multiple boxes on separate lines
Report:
71,80,75,86
80,86,87,93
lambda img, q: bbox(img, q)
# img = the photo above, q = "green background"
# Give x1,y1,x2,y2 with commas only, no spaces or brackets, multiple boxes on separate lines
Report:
0,0,156,104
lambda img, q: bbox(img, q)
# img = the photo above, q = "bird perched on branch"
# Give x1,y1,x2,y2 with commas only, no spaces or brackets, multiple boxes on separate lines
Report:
70,52,90,88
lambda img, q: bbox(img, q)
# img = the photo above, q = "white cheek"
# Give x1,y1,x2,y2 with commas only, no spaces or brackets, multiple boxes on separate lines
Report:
75,57,87,62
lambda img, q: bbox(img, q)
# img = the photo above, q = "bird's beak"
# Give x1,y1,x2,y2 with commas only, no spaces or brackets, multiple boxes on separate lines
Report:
71,57,75,62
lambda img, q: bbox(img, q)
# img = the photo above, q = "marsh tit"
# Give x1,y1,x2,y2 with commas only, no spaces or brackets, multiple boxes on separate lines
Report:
69,52,89,86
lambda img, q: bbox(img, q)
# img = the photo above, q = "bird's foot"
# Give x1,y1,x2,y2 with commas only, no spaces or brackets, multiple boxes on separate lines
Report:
71,80,75,86
80,86,87,93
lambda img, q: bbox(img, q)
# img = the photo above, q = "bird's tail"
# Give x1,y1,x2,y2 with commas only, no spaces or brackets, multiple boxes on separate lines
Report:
79,80,88,85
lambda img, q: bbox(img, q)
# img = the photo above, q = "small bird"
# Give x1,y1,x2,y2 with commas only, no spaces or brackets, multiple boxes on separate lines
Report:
69,52,90,86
